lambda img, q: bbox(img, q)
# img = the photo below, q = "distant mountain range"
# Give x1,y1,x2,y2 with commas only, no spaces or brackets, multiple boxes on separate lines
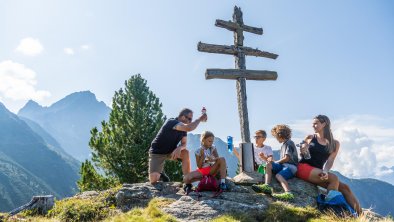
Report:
18,91,111,161
0,91,110,211
1,91,393,216
377,166,394,185
0,102,79,211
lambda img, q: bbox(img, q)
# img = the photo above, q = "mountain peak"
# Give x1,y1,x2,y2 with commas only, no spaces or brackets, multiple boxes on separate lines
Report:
65,90,96,100
18,100,45,116
50,91,100,110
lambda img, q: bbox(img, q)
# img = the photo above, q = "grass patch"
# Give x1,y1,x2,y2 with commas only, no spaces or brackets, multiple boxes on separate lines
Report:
212,214,257,222
47,198,110,222
46,186,122,222
105,198,177,222
261,202,320,222
212,202,320,222
309,211,394,222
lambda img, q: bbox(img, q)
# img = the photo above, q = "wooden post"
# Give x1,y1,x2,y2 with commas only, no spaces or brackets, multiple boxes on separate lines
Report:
197,6,278,178
9,195,54,216
233,6,250,144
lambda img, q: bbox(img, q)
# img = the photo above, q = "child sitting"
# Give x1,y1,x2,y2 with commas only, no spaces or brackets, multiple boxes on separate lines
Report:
252,124,299,201
233,130,274,174
183,131,228,194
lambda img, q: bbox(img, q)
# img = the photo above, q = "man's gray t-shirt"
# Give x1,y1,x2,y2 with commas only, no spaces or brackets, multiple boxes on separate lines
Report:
280,139,299,174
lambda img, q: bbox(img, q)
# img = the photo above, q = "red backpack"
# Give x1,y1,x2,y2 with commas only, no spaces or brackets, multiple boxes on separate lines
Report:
190,175,223,199
195,175,219,192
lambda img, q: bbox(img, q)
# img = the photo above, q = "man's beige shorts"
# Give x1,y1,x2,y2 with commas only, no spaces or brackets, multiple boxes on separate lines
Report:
149,152,173,174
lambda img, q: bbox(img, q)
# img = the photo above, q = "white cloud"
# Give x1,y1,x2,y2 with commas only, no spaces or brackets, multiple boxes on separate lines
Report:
290,115,394,181
81,44,90,50
64,48,75,55
15,37,44,56
0,60,51,101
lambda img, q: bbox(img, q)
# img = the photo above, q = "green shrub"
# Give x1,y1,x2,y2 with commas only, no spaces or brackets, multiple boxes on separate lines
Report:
19,208,40,217
48,198,109,222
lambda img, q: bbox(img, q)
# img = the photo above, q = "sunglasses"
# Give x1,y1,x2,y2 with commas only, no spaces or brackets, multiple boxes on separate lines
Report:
184,116,192,121
254,136,265,139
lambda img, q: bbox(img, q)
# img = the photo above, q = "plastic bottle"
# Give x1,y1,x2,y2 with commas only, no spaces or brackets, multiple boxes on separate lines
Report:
297,140,311,160
201,107,207,122
227,136,233,153
257,163,266,174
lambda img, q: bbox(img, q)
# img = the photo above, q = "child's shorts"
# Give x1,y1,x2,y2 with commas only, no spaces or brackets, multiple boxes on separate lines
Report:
271,162,295,180
197,166,212,176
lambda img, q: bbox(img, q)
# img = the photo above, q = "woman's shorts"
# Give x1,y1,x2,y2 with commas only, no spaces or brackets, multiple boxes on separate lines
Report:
198,166,212,176
296,163,315,181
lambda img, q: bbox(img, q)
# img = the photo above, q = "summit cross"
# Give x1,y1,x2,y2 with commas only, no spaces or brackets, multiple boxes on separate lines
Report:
198,6,278,173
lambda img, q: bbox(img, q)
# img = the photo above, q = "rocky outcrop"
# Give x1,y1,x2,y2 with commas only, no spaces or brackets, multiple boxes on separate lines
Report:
7,178,384,221
114,178,318,221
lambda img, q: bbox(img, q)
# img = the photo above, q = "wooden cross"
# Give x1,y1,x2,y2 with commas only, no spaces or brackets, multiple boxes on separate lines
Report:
198,6,278,144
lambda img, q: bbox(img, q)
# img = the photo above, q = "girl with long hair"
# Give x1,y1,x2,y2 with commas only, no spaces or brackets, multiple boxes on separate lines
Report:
297,115,362,214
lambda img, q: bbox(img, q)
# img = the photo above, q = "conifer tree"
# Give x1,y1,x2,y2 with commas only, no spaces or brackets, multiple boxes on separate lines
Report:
77,160,118,191
89,74,170,183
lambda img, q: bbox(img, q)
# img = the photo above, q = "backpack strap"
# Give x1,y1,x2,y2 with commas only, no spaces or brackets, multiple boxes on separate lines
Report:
211,189,223,198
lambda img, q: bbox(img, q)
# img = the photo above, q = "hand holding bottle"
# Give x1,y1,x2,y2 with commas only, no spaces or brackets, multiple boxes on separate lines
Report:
298,140,311,159
200,107,208,122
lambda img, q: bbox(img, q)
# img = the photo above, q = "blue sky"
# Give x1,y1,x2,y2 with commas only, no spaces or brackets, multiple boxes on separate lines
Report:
1,1,394,182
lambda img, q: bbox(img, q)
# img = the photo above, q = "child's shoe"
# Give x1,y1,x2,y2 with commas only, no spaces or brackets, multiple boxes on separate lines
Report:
219,182,229,191
183,184,193,195
252,184,272,194
273,191,294,201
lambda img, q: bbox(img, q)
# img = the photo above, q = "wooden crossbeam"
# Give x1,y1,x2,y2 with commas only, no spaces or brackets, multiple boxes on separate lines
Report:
215,19,263,35
205,69,277,81
198,42,278,59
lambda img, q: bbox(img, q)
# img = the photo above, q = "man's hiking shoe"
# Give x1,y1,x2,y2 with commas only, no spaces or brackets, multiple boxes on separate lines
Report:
252,184,272,194
273,191,294,201
183,184,193,195
160,172,170,182
219,182,229,191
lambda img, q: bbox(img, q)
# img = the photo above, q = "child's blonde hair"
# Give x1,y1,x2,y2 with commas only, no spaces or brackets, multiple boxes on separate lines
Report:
200,131,214,145
271,124,292,140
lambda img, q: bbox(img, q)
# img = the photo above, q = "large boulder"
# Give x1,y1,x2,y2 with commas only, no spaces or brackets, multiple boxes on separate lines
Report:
115,182,183,211
115,178,319,221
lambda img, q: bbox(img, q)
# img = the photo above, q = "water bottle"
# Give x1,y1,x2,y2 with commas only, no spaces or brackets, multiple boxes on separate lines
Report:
297,140,311,160
201,107,207,122
227,136,233,153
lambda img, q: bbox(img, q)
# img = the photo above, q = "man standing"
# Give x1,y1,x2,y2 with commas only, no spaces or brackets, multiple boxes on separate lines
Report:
149,108,207,184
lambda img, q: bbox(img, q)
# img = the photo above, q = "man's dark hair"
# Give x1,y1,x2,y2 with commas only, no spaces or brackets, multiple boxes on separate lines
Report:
178,108,193,118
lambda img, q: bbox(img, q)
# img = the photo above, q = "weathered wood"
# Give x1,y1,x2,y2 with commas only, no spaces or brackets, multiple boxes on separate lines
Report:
236,78,250,143
198,42,278,59
233,6,250,144
233,6,244,46
206,69,277,80
215,19,263,35
240,143,254,172
9,195,54,216
197,5,279,174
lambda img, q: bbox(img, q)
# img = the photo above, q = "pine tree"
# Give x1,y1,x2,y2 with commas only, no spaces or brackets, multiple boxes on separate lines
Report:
77,160,118,191
89,74,170,183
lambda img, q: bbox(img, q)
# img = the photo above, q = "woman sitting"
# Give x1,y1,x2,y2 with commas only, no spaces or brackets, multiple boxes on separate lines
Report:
296,114,362,214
